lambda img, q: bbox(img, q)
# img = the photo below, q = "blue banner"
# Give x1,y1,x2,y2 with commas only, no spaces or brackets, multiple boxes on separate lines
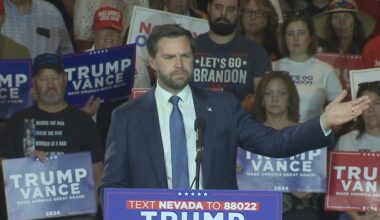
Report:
2,152,96,219
63,44,136,106
104,188,282,220
237,148,327,192
0,60,33,119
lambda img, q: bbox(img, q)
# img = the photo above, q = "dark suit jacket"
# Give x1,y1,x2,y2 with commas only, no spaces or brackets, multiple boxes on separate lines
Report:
99,86,334,198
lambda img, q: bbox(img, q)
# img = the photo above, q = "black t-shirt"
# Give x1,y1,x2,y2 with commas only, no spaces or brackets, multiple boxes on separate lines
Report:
0,105,103,163
192,33,272,101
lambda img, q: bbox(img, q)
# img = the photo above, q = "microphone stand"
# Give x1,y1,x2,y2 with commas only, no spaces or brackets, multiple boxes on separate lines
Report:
195,146,202,190
193,118,205,190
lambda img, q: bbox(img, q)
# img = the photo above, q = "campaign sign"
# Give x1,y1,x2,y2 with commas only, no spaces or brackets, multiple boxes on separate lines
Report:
104,188,281,220
63,44,136,106
237,148,327,192
131,88,151,99
349,67,380,99
325,151,380,212
315,53,361,100
0,59,32,119
2,152,96,219
127,6,209,88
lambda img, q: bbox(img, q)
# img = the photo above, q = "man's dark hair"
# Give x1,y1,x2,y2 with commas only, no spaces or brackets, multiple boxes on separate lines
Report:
355,81,380,139
252,71,300,123
324,13,367,54
147,24,195,58
278,13,318,57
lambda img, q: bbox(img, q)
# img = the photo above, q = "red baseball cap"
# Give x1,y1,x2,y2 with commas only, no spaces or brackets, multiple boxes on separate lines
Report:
93,6,123,32
0,0,4,14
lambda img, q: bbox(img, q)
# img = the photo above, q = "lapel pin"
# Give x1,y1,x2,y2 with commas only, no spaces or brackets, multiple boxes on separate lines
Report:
207,107,212,112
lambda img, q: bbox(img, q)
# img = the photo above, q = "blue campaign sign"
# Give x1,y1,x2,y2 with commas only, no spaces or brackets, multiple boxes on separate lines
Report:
104,188,282,220
63,44,136,106
237,148,327,192
0,59,33,119
2,152,96,219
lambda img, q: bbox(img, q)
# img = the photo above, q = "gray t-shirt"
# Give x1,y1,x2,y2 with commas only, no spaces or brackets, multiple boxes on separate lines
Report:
336,130,380,152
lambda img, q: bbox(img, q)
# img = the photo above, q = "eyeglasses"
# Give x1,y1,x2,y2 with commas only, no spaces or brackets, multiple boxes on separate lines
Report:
241,9,268,18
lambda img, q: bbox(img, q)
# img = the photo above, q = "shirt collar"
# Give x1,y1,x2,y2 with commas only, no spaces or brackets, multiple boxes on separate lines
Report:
155,83,192,105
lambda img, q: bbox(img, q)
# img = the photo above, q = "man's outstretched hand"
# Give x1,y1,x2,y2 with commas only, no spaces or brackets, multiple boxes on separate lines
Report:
321,90,371,130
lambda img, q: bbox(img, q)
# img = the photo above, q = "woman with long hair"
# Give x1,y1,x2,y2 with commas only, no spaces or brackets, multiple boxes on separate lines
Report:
336,81,380,220
239,0,280,59
273,14,342,122
252,71,320,220
313,0,375,54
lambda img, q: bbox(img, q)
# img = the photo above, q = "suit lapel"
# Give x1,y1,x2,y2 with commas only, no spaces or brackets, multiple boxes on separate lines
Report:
139,88,168,188
191,87,215,188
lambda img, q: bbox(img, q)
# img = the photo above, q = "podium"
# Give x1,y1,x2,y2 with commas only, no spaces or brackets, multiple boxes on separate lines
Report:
104,188,282,220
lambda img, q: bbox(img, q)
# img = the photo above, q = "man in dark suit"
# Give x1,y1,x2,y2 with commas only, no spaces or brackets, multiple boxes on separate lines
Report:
99,24,370,202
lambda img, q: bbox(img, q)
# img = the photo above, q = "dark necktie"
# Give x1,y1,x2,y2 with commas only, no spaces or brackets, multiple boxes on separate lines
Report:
169,96,189,189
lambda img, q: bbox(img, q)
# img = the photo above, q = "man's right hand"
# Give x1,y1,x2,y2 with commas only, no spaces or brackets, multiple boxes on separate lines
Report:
26,150,47,162
81,96,102,116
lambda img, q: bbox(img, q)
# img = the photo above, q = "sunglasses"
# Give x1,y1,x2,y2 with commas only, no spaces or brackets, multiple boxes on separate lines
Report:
241,9,268,18
358,81,380,88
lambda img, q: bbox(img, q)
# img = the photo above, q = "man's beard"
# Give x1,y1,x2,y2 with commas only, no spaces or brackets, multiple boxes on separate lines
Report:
157,69,191,92
38,89,65,106
208,17,237,36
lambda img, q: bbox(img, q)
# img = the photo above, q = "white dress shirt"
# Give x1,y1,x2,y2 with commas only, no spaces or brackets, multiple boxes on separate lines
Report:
155,83,201,189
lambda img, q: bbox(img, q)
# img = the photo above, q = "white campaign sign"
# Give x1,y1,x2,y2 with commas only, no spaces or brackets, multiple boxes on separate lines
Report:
127,6,209,88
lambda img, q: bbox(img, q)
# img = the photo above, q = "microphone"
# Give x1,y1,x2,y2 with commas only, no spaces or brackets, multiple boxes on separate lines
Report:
193,118,206,190
194,118,206,153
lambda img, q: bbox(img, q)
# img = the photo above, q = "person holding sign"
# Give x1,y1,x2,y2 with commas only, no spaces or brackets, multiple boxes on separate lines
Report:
81,6,131,150
99,24,371,207
0,0,31,139
0,53,104,218
337,81,380,152
81,6,125,117
251,71,321,220
336,82,380,220
0,0,30,60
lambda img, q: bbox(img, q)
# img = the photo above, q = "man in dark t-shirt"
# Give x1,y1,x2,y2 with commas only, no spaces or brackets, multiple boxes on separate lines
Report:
192,0,272,108
0,53,103,219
